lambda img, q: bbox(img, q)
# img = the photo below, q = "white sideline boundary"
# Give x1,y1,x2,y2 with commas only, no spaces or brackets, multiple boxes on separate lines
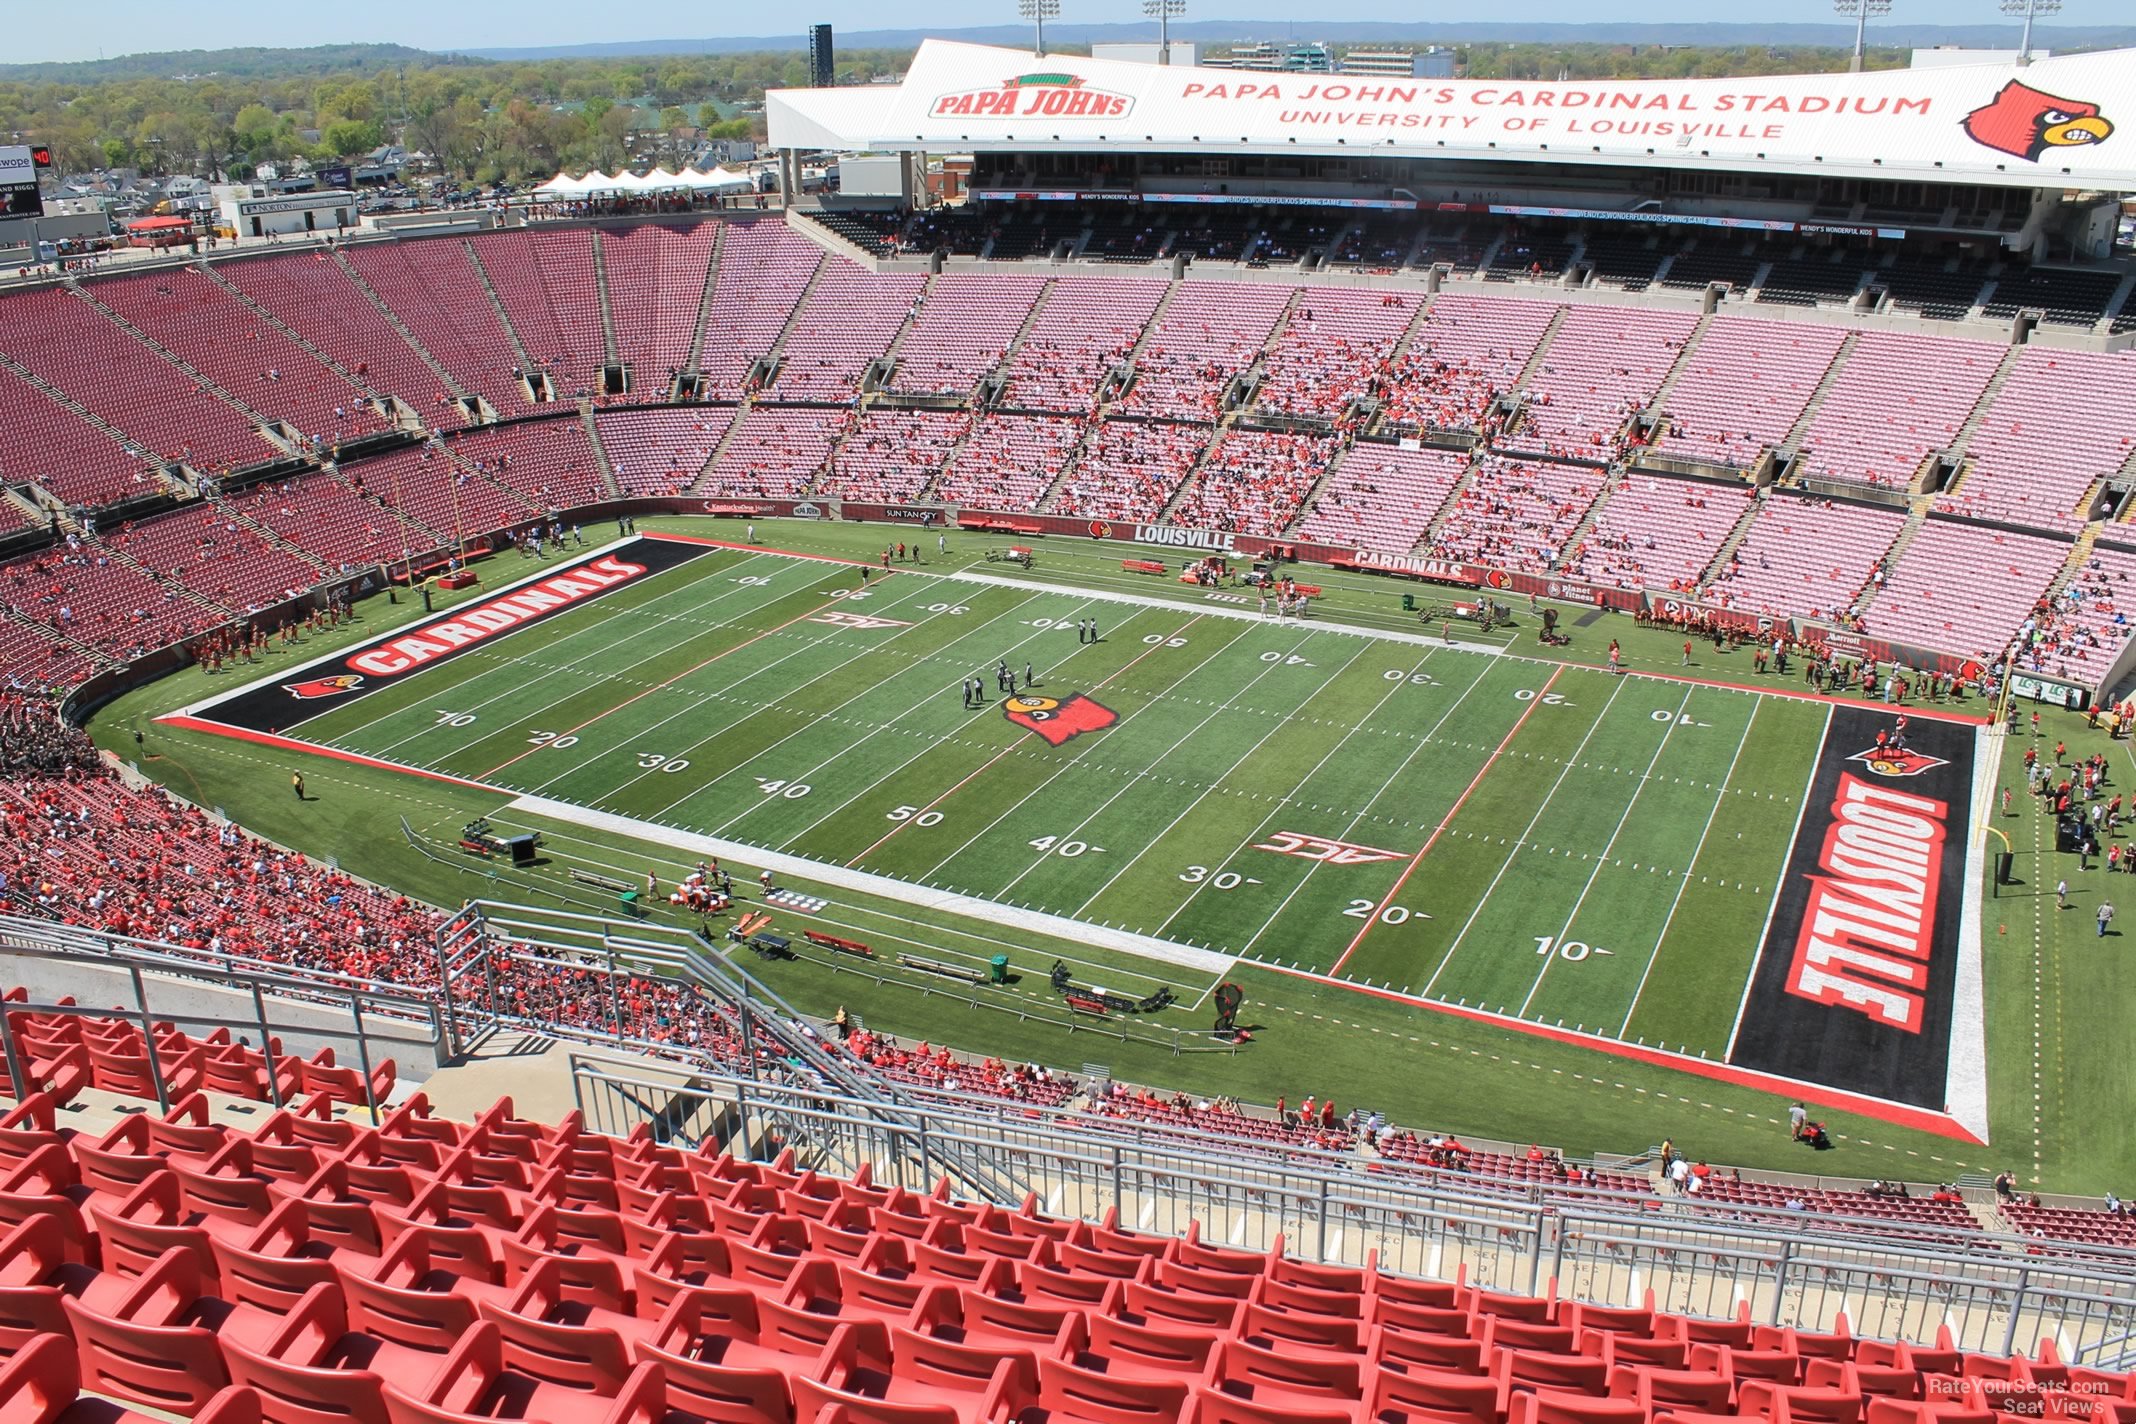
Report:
1945,721,1996,1145
503,793,1242,980
945,567,1509,656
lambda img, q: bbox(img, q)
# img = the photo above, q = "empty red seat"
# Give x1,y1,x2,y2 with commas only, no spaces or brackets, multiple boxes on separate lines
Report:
2,1331,261,1424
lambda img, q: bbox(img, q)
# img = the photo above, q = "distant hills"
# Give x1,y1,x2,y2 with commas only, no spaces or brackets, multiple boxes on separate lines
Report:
0,43,450,83
454,20,2136,60
1,24,2127,82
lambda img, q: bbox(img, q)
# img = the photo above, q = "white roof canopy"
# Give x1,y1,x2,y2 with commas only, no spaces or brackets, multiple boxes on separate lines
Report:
769,40,2135,191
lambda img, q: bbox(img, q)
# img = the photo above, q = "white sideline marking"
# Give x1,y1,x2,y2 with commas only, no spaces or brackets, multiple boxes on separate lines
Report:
504,793,1241,979
945,567,1508,657
1945,722,1994,1145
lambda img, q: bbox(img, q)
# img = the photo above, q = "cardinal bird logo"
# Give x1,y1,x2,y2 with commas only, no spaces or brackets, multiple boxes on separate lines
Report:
283,674,364,700
1087,521,1115,540
1849,744,1949,779
1003,692,1118,747
1963,80,2113,162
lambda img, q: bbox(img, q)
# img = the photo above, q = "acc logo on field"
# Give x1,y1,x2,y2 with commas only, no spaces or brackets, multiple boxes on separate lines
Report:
808,610,913,630
1848,745,1949,779
282,674,364,700
1254,830,1407,866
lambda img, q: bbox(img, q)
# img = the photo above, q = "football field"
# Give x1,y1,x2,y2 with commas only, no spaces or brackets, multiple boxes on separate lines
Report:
167,534,1989,1132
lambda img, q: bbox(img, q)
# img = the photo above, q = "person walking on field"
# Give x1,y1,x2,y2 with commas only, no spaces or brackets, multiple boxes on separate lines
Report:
291,772,305,801
2058,878,2070,909
2099,901,2115,938
1683,640,1693,667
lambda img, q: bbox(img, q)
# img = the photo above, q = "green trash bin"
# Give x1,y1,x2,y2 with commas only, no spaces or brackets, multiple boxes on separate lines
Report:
989,954,1010,985
1401,593,1417,612
619,889,641,918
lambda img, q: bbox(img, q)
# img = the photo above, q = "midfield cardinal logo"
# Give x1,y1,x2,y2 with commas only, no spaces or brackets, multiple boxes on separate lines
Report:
282,674,364,700
1848,744,1948,779
1003,692,1117,747
1963,80,2113,162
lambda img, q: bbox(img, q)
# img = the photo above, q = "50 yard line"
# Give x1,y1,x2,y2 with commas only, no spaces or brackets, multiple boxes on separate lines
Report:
848,612,1210,867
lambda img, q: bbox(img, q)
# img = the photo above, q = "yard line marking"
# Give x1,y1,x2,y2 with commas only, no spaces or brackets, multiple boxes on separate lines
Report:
849,612,1210,867
1517,686,1695,1018
1332,664,1571,979
1618,698,1761,1039
1724,701,1832,1061
907,615,1254,884
688,590,1084,835
1415,670,1622,993
1213,648,1491,949
1074,637,1372,918
515,573,970,800
474,576,905,782
988,626,1325,902
770,600,1112,844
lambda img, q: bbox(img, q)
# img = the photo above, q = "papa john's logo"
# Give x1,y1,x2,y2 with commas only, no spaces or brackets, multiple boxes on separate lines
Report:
283,674,364,700
1963,80,2113,162
932,73,1134,121
1003,692,1117,747
1848,744,1948,779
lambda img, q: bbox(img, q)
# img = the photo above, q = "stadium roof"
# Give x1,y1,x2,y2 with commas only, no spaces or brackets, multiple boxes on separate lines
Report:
768,40,2135,192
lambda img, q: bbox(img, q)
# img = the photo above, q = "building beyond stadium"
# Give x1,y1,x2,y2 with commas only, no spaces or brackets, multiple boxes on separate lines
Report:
768,42,2133,259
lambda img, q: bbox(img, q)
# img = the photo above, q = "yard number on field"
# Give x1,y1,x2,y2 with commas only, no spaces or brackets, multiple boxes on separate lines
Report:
1179,866,1264,889
1515,689,1568,705
1534,935,1612,961
887,805,944,826
527,730,579,749
1030,835,1103,857
1345,899,1429,924
434,710,476,727
756,778,812,799
635,753,690,773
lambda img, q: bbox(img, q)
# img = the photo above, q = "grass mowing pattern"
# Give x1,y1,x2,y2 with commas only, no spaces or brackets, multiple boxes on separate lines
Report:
286,541,1819,1062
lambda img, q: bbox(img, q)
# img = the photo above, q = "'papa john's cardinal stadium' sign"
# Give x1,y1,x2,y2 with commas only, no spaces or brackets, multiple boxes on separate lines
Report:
772,40,2131,189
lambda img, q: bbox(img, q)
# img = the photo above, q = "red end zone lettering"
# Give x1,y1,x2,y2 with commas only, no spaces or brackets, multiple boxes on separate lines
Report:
178,537,712,738
1732,706,1976,1111
1784,774,1949,1033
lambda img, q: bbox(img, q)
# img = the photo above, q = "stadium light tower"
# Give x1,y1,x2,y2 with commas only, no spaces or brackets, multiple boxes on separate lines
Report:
1019,0,1061,58
1833,0,1892,74
2002,0,2060,64
1144,0,1186,66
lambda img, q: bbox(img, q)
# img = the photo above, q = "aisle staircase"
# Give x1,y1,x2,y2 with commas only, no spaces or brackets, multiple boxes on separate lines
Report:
590,232,621,369
329,251,476,410
582,402,622,500
463,241,539,388
684,223,728,373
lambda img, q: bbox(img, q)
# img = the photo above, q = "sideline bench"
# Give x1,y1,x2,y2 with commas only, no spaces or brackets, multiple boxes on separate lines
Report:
805,930,873,959
747,932,793,961
1122,559,1167,575
1064,993,1110,1017
569,869,633,894
902,955,988,985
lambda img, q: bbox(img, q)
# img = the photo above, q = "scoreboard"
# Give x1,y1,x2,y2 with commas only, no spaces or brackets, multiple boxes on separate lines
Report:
0,146,47,218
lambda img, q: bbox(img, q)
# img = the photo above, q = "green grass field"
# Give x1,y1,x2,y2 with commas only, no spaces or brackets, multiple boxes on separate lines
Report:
91,517,2136,1191
200,536,1833,1051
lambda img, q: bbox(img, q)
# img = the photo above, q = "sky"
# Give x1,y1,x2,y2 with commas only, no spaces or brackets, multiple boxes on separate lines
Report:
10,0,2126,64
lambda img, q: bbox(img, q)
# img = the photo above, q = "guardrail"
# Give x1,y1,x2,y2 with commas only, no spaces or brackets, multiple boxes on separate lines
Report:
566,1050,2136,1357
